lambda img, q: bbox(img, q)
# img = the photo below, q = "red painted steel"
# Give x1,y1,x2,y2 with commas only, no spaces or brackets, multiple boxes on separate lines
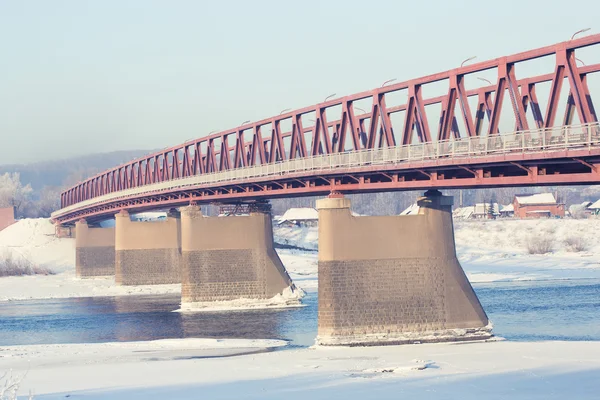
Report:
56,35,600,223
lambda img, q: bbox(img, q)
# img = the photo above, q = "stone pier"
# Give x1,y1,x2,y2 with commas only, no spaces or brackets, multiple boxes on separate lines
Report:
316,190,491,346
75,220,115,277
115,210,181,285
180,205,292,303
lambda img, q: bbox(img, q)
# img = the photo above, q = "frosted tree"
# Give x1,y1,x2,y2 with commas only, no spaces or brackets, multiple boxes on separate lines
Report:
0,173,33,217
35,186,62,217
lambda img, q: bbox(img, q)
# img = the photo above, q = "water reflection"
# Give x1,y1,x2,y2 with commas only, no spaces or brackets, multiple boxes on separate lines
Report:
0,280,598,348
0,294,318,347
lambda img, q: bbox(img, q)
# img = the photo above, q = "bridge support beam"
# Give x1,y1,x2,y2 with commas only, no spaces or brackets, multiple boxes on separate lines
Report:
115,210,181,285
75,220,115,277
180,205,293,304
316,190,491,346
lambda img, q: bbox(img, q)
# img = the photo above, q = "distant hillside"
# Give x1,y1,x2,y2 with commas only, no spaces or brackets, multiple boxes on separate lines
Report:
0,150,152,192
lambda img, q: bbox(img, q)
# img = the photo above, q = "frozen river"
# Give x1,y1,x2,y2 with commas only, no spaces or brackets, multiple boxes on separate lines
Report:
1,279,599,347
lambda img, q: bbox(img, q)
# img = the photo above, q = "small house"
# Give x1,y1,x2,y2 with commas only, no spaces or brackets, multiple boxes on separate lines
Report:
278,208,319,227
500,204,514,218
588,200,600,216
513,193,565,219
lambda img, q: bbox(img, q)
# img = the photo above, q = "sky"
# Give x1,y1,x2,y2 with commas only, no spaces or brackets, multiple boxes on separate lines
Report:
0,0,599,164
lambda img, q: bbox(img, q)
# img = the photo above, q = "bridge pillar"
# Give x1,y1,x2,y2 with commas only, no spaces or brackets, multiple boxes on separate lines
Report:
115,210,181,285
316,190,491,346
75,219,115,277
180,205,293,304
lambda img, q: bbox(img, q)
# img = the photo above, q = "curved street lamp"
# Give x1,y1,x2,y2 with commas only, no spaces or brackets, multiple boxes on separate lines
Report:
571,28,591,40
324,93,336,102
461,56,477,67
280,108,291,115
477,77,493,85
354,107,368,114
240,120,251,126
381,78,397,87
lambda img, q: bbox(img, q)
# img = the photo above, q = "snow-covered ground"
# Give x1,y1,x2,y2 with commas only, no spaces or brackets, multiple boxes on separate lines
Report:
0,219,74,274
2,339,599,399
455,218,600,282
274,218,600,284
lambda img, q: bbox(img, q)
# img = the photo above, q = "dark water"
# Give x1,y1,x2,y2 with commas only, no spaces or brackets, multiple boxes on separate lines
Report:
0,279,598,347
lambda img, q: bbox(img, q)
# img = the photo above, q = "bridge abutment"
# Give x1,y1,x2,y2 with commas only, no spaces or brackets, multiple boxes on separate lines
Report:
316,190,491,346
115,210,181,285
180,205,293,304
75,220,115,277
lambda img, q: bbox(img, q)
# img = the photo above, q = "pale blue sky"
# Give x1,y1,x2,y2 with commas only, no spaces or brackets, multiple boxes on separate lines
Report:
1,0,598,164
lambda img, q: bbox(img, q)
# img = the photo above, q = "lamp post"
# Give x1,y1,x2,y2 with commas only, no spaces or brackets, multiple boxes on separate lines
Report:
461,56,477,67
280,108,291,115
324,93,336,102
381,78,397,87
571,28,591,40
477,77,493,85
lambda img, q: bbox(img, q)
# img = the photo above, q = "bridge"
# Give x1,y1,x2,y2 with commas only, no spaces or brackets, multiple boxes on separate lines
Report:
53,35,600,347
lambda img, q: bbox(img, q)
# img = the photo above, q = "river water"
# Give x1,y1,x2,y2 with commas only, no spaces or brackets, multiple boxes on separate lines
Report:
0,279,598,347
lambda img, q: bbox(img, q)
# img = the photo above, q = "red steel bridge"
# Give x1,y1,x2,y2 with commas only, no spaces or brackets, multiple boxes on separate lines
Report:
53,35,600,225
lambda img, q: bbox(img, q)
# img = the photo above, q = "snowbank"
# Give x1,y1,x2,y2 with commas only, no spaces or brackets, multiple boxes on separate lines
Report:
273,225,318,250
177,286,306,312
0,219,179,301
3,340,600,399
0,218,74,273
455,218,600,282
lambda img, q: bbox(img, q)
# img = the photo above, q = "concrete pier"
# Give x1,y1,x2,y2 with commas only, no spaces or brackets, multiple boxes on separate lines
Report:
115,210,181,285
75,219,115,277
180,205,292,303
316,190,491,346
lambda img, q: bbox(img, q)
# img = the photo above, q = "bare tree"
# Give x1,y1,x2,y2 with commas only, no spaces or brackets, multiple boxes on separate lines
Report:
0,173,33,217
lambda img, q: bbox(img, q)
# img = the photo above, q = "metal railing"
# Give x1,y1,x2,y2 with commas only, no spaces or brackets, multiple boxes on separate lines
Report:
52,122,600,218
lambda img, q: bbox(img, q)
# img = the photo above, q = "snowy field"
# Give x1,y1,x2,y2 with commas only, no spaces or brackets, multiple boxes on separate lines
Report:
2,339,599,399
1,217,599,398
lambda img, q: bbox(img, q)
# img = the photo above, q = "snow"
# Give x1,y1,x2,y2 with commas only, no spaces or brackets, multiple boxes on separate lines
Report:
3,340,600,398
515,192,557,205
178,286,306,312
273,225,318,250
0,273,180,301
454,218,600,282
501,203,514,212
278,207,318,223
0,218,74,273
453,206,474,219
399,203,419,215
0,219,180,301
589,199,600,210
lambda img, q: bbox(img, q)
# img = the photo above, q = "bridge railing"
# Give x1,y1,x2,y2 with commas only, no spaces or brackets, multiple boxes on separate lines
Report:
52,122,600,217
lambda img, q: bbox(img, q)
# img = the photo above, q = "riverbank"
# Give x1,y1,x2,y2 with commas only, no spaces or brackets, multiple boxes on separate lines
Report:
2,339,599,399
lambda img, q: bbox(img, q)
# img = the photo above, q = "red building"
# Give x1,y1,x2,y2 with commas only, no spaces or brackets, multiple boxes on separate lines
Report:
0,207,16,231
513,193,565,219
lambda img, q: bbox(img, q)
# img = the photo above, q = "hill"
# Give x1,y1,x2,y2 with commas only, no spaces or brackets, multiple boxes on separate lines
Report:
0,150,152,192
